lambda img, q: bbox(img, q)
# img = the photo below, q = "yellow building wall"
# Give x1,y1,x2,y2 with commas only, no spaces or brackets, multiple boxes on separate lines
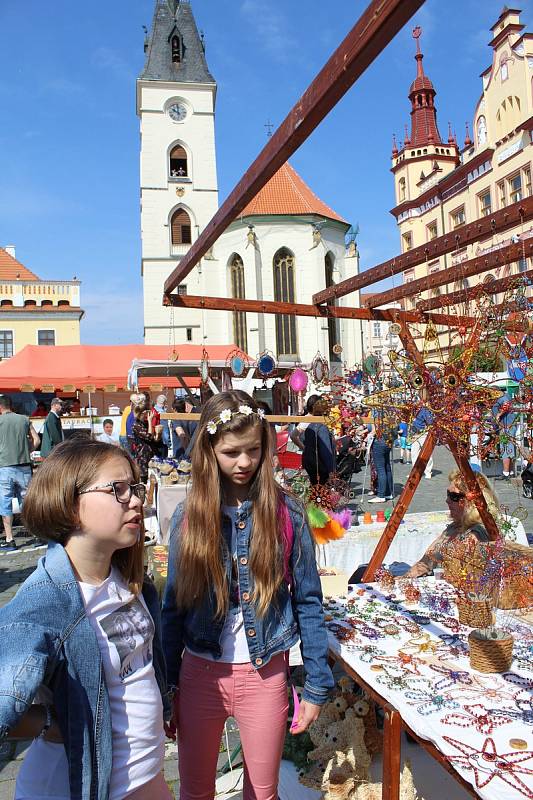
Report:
1,317,81,355
392,12,533,311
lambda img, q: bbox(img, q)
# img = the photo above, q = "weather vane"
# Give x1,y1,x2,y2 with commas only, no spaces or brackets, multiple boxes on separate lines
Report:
264,119,274,138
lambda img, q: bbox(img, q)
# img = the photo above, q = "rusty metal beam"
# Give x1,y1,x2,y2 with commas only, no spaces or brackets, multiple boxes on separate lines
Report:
416,267,533,312
163,0,426,297
365,240,533,308
312,196,533,304
166,292,477,328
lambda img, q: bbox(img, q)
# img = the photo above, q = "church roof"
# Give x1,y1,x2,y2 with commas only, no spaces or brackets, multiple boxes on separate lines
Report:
0,248,39,281
140,0,215,85
240,162,347,223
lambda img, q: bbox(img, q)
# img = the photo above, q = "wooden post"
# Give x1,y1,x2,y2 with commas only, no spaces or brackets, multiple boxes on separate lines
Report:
382,707,402,800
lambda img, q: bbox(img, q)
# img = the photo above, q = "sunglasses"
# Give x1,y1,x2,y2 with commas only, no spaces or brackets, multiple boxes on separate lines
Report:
447,490,466,503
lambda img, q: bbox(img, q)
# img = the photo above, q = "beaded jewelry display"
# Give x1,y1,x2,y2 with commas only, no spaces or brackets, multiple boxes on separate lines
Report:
429,664,473,691
404,689,460,716
206,405,265,435
443,703,514,735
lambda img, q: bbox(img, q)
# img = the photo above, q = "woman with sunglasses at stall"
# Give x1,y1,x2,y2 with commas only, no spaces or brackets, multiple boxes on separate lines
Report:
0,439,172,800
406,468,500,578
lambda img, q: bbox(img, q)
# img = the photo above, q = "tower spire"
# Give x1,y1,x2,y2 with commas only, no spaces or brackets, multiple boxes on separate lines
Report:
407,27,444,148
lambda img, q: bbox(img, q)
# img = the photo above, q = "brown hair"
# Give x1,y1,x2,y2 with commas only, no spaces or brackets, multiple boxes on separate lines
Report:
448,468,500,532
175,390,286,618
133,403,147,419
23,439,145,594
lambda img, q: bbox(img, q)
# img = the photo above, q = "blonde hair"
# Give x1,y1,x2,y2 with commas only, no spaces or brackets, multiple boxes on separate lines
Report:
23,440,145,594
448,468,500,532
175,390,286,619
133,402,147,419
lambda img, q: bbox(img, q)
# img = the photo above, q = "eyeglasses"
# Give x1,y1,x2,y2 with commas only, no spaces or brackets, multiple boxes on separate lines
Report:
79,481,146,504
447,489,466,503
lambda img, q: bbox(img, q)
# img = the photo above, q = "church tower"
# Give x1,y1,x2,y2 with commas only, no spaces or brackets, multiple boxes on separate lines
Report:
391,27,460,255
137,0,219,346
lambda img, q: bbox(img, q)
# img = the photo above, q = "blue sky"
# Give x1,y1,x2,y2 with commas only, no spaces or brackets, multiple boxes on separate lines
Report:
0,0,531,343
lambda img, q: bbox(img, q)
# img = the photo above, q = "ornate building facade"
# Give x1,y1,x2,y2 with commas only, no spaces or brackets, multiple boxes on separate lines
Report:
391,8,533,308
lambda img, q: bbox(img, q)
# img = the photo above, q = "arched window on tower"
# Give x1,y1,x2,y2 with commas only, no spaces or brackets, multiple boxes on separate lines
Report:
169,145,188,178
171,208,192,251
399,177,406,203
325,252,341,363
171,35,182,64
273,248,297,358
229,254,247,352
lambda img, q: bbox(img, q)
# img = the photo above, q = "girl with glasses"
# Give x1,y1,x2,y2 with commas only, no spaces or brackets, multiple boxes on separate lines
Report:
406,468,500,577
0,439,172,800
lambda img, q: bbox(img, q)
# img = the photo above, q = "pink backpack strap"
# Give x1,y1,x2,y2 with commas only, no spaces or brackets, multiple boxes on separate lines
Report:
279,500,294,585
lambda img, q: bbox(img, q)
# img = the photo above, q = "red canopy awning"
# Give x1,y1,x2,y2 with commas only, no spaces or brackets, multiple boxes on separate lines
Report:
0,344,242,392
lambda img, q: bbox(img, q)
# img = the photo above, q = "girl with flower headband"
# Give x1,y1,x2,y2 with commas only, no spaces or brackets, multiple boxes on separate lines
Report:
162,390,333,800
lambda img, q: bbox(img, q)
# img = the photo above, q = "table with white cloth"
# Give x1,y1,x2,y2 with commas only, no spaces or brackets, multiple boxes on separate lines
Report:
326,579,533,800
322,511,529,576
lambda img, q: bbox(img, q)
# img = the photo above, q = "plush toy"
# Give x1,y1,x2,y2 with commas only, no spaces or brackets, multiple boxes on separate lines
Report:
352,760,420,800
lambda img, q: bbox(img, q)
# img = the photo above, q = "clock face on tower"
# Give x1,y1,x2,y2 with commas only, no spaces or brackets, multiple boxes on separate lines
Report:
168,103,187,122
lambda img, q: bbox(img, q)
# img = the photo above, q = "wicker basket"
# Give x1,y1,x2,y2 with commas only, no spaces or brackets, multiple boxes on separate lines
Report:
457,597,493,628
468,630,514,673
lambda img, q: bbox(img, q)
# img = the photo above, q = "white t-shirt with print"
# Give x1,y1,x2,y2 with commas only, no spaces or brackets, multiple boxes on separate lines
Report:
15,568,164,800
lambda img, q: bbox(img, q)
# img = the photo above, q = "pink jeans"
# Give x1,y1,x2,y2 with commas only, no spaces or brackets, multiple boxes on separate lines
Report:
178,651,289,800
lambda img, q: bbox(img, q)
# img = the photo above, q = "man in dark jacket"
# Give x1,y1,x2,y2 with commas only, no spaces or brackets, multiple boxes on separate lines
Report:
40,398,64,457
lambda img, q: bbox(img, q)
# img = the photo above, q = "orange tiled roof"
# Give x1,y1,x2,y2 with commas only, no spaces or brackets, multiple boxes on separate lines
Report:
240,162,347,223
0,248,39,281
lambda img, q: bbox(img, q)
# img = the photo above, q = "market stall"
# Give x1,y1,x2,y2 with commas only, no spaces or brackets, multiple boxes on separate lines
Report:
322,511,529,578
325,578,533,800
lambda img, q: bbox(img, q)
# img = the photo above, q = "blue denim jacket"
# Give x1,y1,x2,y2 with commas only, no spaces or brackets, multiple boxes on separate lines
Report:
162,496,334,705
0,542,169,800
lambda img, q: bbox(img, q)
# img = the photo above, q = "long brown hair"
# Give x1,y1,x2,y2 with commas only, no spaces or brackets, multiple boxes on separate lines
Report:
175,390,285,618
23,439,145,594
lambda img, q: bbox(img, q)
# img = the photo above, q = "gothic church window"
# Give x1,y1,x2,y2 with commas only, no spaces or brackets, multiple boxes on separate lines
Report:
171,209,192,246
229,254,247,352
273,248,297,358
169,145,188,178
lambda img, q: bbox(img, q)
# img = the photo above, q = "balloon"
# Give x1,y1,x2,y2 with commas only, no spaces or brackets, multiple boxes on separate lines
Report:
289,367,308,393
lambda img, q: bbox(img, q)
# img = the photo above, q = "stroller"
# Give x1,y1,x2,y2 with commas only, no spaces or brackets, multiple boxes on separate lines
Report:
522,461,533,499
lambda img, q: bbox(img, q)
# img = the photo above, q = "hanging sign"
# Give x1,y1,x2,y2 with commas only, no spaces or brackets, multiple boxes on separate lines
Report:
41,384,55,393
82,384,96,393
103,384,118,393
149,383,163,392
20,384,35,392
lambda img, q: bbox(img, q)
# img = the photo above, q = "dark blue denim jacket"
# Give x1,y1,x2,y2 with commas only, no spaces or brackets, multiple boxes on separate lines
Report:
0,542,169,800
162,496,334,705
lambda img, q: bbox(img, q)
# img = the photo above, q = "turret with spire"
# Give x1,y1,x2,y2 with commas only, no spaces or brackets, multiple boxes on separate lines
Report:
390,27,459,208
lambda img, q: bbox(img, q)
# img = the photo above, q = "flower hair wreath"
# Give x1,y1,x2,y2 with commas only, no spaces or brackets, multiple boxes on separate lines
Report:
206,405,266,435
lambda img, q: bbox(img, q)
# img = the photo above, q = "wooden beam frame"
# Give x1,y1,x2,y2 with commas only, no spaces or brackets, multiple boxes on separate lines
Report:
166,293,477,328
312,197,533,304
362,318,501,582
365,240,533,308
163,0,426,296
416,266,533,312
